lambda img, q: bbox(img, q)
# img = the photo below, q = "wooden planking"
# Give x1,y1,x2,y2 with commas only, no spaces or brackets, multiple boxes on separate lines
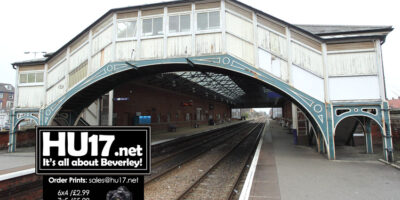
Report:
90,51,101,73
292,65,324,101
140,38,164,59
117,11,138,19
257,26,270,50
291,42,323,77
327,41,375,52
279,59,289,82
46,78,66,104
167,35,192,57
92,26,113,55
257,15,285,35
19,65,44,71
291,31,321,51
226,33,254,65
48,50,67,69
47,60,67,87
92,15,113,35
68,61,88,88
168,5,191,13
196,33,222,55
142,8,164,16
69,43,89,71
195,1,220,10
116,41,137,61
327,52,377,76
18,86,44,108
225,2,252,20
270,32,287,59
226,12,253,43
70,33,88,53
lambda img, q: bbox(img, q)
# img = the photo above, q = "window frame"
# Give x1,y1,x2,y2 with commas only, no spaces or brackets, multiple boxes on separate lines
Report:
167,12,192,36
195,9,221,33
141,15,164,39
116,18,138,41
18,70,45,86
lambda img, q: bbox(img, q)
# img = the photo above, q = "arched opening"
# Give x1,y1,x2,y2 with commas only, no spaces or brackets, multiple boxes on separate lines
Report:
45,60,329,157
11,118,38,151
334,116,383,160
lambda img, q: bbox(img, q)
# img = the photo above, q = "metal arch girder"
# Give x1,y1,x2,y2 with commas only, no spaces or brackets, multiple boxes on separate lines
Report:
332,103,383,130
40,54,328,142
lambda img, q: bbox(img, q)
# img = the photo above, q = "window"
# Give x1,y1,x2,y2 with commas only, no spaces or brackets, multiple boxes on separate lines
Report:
117,20,137,39
19,72,44,84
6,101,12,109
197,11,220,31
169,14,190,33
142,17,163,36
8,94,13,100
0,93,3,98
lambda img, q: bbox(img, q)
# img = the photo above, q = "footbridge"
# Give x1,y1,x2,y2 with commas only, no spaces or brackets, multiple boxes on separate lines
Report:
10,0,394,161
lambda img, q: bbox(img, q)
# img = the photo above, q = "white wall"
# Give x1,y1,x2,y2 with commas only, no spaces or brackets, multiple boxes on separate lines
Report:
292,65,324,101
329,76,380,101
18,86,44,107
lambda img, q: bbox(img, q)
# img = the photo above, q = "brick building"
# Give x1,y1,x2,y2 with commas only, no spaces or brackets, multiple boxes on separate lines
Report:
0,83,14,129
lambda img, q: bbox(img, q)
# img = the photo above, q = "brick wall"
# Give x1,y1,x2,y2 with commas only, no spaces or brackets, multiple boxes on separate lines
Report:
0,129,35,150
114,82,232,132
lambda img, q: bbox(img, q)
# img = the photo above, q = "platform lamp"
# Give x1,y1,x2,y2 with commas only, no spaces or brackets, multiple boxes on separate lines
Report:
24,51,47,58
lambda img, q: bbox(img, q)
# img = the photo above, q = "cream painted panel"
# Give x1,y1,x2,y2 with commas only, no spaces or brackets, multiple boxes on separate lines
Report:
226,12,253,43
92,26,113,55
292,65,324,101
90,51,101,73
226,34,254,65
140,38,164,59
167,36,192,57
257,27,270,50
47,60,67,88
258,48,288,82
195,33,222,55
69,43,89,71
46,78,66,104
291,42,323,77
328,52,377,76
116,41,137,61
329,76,380,100
18,86,44,107
269,32,287,59
103,45,113,64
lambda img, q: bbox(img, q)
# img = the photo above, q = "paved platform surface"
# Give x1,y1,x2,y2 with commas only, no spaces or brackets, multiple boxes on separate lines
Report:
250,119,400,200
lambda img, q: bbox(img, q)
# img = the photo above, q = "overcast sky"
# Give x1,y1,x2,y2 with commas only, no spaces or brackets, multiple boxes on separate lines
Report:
0,0,399,98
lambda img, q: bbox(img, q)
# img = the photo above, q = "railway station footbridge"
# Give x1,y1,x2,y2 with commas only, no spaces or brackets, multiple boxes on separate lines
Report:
9,0,394,161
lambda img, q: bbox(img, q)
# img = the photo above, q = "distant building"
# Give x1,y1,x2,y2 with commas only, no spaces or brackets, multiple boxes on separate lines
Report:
389,97,400,109
0,83,14,129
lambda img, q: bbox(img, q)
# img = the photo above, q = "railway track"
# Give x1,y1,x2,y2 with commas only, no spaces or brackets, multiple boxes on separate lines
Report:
144,119,265,200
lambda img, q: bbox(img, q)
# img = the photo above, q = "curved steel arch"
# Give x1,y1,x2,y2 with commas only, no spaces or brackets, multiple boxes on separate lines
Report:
40,54,330,148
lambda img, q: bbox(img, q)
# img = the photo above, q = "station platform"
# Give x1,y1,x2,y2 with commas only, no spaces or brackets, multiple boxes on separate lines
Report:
242,119,400,200
0,120,246,176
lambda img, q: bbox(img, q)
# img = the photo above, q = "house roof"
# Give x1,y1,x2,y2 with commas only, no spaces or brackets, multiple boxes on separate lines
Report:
296,24,393,36
0,83,15,93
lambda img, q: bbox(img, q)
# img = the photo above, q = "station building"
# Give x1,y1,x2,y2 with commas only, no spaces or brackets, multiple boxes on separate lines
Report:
9,0,395,161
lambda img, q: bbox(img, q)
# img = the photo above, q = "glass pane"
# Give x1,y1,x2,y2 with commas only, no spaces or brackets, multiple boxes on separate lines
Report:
27,73,35,83
142,18,152,35
127,21,136,37
117,22,128,38
169,15,179,33
209,11,220,29
36,72,44,82
180,14,190,32
20,74,27,83
197,12,208,30
153,17,163,35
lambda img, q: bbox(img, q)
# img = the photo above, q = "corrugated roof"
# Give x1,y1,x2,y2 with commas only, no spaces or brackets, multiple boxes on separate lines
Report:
296,24,393,35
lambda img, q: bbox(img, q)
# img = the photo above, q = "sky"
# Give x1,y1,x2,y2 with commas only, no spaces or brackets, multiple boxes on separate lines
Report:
0,0,399,98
